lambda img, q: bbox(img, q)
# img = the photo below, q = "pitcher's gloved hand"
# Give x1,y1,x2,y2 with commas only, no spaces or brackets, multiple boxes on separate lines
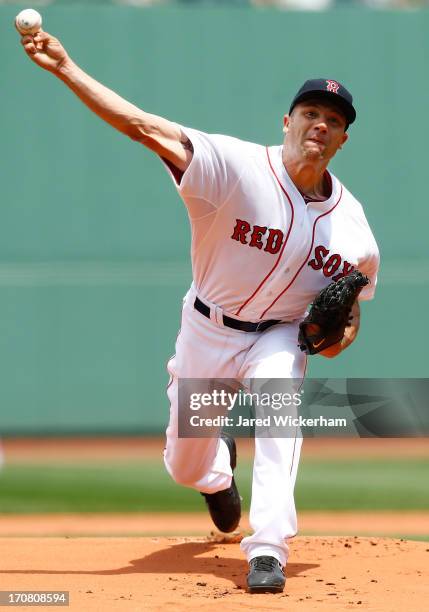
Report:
298,270,369,355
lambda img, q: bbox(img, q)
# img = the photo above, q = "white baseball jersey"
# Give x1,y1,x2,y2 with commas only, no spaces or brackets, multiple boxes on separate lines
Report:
165,126,380,322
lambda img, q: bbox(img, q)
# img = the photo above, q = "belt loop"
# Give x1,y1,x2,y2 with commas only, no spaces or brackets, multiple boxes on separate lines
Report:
255,321,264,332
214,305,224,327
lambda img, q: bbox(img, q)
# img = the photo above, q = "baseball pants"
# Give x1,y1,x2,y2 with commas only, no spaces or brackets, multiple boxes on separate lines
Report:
163,285,306,567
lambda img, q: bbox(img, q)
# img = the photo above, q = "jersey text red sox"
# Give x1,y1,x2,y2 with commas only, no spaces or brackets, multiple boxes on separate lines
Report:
231,219,354,281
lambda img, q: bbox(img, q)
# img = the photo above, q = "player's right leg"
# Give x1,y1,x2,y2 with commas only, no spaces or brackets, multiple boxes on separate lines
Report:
163,287,248,498
164,371,233,492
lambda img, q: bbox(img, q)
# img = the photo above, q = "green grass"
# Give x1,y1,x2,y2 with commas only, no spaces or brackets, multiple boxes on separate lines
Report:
295,459,429,511
0,459,428,513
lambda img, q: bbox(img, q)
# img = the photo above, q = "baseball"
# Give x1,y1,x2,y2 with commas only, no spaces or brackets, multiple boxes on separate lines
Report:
15,8,42,35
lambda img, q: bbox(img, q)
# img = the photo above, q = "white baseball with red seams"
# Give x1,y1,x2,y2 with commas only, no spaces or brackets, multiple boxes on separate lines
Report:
163,127,379,567
15,9,42,35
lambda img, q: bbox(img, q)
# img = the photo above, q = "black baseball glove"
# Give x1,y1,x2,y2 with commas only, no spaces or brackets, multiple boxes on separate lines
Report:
298,270,369,355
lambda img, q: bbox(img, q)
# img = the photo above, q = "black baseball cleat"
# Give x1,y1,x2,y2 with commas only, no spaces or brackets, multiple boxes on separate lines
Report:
200,434,241,533
247,556,286,594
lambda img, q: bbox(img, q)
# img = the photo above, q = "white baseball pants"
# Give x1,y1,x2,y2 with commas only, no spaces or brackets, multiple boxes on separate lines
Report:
163,285,307,567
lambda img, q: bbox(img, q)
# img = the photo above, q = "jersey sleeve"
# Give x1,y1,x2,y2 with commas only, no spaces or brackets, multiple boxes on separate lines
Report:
168,125,249,210
358,245,380,301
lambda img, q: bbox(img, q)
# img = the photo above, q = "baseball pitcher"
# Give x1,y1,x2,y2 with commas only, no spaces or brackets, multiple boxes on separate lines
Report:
18,28,379,594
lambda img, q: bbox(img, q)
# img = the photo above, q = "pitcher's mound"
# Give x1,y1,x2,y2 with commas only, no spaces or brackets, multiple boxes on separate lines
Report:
0,535,427,610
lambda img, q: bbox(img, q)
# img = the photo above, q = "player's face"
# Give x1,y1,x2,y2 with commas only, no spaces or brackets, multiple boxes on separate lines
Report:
283,101,348,162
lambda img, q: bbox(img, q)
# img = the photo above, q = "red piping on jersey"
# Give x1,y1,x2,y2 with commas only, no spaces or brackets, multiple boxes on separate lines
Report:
234,147,295,317
260,184,343,319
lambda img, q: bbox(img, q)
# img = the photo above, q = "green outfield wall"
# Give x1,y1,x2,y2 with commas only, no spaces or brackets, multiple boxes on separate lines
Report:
1,6,428,433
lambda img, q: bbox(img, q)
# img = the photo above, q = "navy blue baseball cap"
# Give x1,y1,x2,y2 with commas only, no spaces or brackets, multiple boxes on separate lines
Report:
289,78,356,128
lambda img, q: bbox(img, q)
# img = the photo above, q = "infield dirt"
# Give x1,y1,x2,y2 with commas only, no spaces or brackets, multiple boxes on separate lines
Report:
0,534,427,611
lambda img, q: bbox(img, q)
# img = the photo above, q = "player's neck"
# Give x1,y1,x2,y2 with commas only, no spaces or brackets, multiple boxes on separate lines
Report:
282,150,330,200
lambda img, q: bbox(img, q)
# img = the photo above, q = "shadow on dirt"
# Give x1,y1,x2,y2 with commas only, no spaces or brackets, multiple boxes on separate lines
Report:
0,540,319,588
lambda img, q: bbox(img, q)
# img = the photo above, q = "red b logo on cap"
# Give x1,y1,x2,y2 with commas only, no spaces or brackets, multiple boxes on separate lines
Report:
326,80,340,93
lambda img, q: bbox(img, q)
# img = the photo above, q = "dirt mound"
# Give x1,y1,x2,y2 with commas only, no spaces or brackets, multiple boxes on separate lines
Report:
0,536,427,610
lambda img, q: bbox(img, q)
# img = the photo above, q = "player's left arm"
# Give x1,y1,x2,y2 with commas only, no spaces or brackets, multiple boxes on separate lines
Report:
319,300,361,359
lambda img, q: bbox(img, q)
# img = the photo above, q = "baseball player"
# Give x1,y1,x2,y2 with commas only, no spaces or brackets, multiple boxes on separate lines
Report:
19,29,379,594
